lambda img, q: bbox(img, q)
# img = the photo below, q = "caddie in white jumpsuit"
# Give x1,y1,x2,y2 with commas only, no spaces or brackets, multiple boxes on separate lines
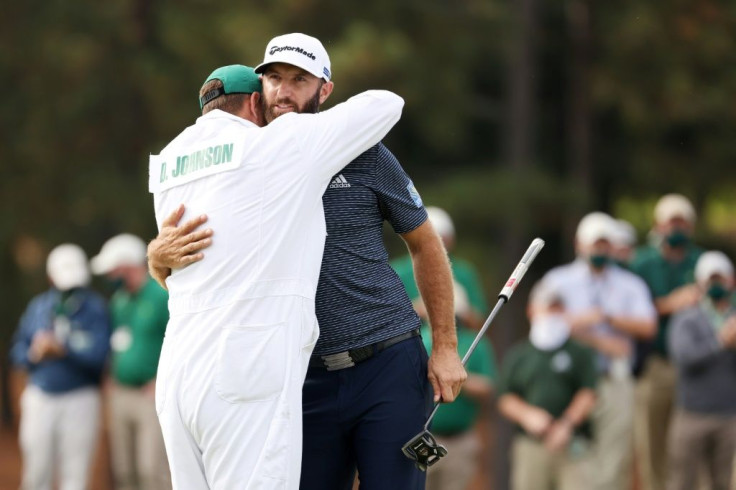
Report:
148,60,403,489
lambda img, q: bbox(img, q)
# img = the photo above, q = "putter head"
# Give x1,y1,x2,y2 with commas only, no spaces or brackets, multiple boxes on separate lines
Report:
401,430,448,472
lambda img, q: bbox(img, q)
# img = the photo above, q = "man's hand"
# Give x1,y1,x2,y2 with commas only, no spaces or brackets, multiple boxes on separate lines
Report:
595,335,631,358
148,204,213,288
28,331,66,363
520,405,554,438
544,418,573,453
427,346,467,403
568,308,605,334
142,379,156,399
719,317,736,349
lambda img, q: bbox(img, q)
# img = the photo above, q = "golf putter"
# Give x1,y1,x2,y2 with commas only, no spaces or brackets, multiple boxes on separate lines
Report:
402,238,546,471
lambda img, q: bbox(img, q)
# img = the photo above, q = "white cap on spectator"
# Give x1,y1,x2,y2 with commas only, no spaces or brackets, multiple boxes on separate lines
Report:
528,280,564,308
426,206,455,239
453,281,470,316
90,234,147,275
654,194,696,224
47,244,91,291
576,212,617,246
611,219,637,247
695,251,734,284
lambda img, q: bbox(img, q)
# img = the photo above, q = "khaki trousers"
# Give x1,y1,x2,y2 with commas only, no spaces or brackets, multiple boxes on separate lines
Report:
634,356,676,490
425,430,481,490
666,409,736,490
510,435,592,490
591,376,634,490
109,383,171,490
19,385,100,490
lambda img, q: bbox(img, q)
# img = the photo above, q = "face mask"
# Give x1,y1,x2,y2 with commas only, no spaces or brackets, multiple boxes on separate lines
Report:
530,314,570,351
589,254,609,269
707,283,730,301
666,230,690,248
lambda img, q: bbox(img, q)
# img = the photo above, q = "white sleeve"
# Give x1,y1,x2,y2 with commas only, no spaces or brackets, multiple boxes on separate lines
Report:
292,90,404,180
625,274,658,320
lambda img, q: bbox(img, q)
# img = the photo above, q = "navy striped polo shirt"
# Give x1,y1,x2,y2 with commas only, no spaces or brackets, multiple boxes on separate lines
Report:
313,143,427,355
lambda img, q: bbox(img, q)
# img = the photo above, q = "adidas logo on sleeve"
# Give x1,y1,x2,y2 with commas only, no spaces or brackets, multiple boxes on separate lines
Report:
329,174,351,189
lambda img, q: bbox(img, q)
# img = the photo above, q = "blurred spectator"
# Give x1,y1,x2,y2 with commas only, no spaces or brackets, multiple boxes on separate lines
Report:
498,281,597,490
392,206,488,330
91,234,171,490
630,193,703,490
544,212,657,490
422,284,497,490
610,218,637,269
10,244,111,490
667,251,736,490
391,206,496,490
544,212,656,490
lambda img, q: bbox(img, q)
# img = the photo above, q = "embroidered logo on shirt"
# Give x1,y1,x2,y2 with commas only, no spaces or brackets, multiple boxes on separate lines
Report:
551,351,572,373
329,174,351,189
407,181,423,207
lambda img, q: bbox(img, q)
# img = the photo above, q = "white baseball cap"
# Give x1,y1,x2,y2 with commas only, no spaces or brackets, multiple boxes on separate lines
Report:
611,219,637,247
426,206,455,239
255,33,331,81
452,281,470,316
695,251,734,284
528,280,564,308
90,233,147,275
47,244,91,291
654,194,696,224
575,212,617,246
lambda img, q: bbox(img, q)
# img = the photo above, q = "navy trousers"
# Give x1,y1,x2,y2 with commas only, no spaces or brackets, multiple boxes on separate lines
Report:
300,335,433,490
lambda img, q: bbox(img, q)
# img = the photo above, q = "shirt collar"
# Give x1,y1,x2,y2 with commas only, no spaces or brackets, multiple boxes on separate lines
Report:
196,109,259,129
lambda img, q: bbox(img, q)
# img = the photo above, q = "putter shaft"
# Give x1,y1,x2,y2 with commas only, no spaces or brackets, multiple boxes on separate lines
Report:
423,238,546,430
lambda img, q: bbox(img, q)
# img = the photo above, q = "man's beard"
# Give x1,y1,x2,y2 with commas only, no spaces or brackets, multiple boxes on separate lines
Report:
262,86,321,123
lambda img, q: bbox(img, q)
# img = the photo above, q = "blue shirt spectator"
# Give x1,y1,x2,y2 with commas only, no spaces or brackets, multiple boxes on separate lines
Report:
11,287,110,393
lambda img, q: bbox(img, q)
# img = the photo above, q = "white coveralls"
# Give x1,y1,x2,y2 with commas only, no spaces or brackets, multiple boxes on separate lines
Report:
148,90,403,490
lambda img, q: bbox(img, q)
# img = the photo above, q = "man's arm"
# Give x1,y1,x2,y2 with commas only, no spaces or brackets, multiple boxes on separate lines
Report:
400,220,466,403
571,329,631,358
62,296,110,371
10,302,37,369
147,204,213,290
668,311,722,370
655,284,701,316
296,90,404,182
462,374,493,400
608,275,657,340
498,393,554,437
544,388,596,452
607,314,656,340
462,338,496,401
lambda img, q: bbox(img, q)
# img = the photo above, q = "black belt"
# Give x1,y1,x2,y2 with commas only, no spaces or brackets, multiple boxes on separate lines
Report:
309,329,421,371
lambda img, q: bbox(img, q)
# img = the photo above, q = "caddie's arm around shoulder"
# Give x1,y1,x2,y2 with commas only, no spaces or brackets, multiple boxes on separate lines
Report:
352,90,404,119
299,89,405,180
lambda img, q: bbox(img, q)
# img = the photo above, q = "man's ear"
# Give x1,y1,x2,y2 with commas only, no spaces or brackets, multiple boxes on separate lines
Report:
250,92,260,114
319,81,334,105
249,92,265,123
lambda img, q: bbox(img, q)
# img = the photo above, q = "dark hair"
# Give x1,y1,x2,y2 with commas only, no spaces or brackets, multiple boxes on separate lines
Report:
199,79,249,115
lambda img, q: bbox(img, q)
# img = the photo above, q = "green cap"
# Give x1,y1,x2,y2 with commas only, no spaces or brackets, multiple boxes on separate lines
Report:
199,64,262,109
